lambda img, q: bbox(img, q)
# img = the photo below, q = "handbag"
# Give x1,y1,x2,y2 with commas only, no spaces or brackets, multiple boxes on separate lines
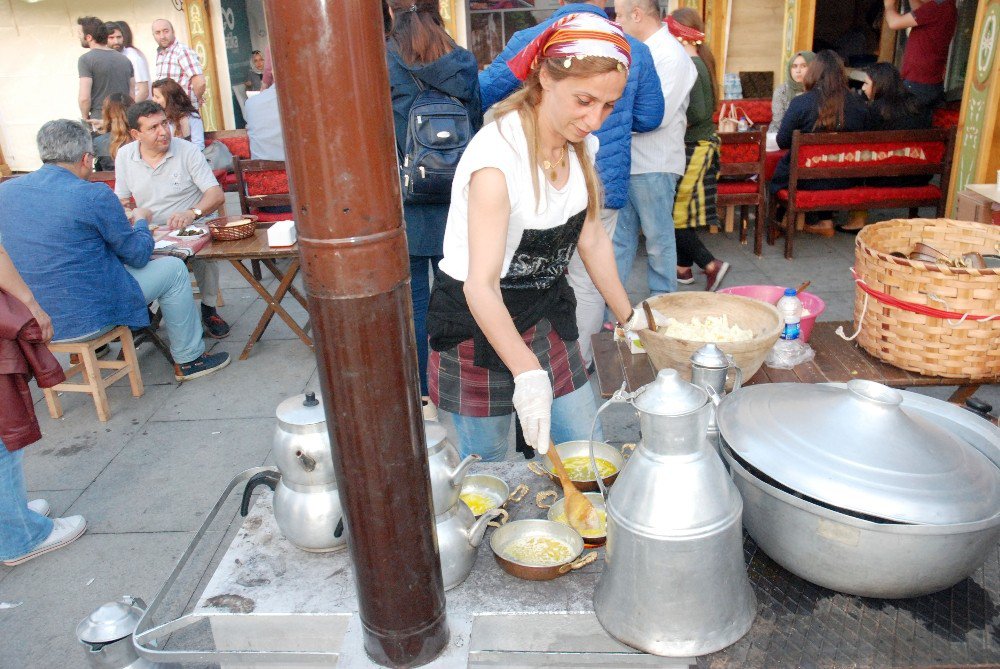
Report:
718,104,753,133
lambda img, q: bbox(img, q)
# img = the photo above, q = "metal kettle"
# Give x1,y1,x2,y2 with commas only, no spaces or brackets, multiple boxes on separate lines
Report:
239,391,346,552
690,344,743,448
591,369,756,656
76,596,178,668
425,421,480,514
434,501,502,590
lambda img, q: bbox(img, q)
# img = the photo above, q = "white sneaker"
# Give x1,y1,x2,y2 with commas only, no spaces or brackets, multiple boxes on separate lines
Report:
2,516,86,566
27,499,50,517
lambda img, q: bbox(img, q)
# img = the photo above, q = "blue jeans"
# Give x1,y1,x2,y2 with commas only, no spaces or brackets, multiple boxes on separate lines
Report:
410,255,441,396
0,442,52,561
438,382,603,461
613,172,679,295
126,257,205,364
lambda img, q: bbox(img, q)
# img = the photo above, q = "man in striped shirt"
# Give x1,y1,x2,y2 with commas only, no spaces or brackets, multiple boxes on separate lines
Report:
152,19,205,108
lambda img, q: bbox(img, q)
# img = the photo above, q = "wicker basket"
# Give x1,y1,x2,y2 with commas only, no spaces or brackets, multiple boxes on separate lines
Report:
208,215,258,242
853,218,1000,380
636,292,782,384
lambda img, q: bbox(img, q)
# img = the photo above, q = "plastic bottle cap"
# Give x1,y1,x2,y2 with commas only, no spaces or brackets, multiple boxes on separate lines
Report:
784,288,796,296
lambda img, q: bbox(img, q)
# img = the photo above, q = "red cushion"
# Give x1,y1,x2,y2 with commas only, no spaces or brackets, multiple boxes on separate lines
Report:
796,141,946,168
245,170,289,195
717,181,759,195
254,211,293,222
220,173,237,188
720,143,760,164
776,185,941,207
217,135,251,159
931,107,960,128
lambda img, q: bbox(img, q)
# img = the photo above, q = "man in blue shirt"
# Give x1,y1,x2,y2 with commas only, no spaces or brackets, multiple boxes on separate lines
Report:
478,0,665,366
0,119,229,381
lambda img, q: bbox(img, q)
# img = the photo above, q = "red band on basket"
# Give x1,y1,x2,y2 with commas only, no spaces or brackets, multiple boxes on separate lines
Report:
850,268,999,323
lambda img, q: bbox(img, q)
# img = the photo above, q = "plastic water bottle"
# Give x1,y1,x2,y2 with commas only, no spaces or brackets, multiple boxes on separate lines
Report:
776,288,803,341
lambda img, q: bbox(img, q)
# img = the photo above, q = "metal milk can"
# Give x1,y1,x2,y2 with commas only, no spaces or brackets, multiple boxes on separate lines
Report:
591,369,756,656
690,344,743,448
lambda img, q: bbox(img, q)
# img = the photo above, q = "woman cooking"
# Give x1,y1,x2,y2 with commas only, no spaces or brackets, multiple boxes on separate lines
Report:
426,13,642,461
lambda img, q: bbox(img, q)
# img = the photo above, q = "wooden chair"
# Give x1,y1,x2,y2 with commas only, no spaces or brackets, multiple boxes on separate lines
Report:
716,129,767,255
43,326,144,423
234,158,292,280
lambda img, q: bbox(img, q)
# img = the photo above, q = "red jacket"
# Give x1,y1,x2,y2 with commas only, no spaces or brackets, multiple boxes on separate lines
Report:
0,290,65,451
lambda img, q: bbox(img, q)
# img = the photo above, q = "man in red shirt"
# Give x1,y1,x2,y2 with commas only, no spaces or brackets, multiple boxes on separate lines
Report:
884,0,958,109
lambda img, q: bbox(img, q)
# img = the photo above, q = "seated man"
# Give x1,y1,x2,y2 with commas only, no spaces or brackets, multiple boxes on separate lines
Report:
0,119,229,381
245,82,284,161
114,99,231,339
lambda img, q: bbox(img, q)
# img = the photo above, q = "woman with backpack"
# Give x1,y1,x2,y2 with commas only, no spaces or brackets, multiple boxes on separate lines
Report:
425,13,642,461
385,0,482,421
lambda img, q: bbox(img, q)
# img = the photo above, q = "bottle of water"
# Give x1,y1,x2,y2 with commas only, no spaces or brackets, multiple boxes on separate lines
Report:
776,288,803,341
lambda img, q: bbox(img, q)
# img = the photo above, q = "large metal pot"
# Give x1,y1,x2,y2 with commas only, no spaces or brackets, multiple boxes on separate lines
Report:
717,380,1000,598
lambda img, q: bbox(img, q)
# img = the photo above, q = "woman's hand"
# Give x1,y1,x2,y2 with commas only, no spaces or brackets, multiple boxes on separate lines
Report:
27,301,53,343
512,370,553,454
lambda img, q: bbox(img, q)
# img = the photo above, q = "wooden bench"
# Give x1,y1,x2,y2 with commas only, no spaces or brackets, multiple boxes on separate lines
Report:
767,127,957,259
590,324,994,421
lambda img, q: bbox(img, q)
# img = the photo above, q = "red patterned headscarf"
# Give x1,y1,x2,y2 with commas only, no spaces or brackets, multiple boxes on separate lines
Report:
506,13,631,81
665,15,705,45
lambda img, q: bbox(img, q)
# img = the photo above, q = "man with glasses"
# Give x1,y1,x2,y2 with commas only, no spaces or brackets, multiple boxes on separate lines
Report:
0,119,229,382
114,100,231,340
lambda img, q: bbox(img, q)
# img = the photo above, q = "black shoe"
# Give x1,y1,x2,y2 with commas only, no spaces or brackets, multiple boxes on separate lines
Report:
203,314,231,339
835,224,864,235
174,351,231,381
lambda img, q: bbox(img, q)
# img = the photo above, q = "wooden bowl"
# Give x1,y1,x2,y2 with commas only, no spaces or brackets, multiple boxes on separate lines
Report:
637,292,782,384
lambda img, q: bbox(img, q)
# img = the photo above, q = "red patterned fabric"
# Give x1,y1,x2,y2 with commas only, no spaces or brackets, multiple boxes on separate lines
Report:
796,141,945,168
254,210,291,222
712,98,773,125
245,170,289,195
775,184,941,207
717,181,759,195
217,136,251,159
719,143,761,164
931,107,960,128
219,173,237,190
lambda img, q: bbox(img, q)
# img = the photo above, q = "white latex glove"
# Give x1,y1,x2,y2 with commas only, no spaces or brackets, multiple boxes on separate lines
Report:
512,369,553,454
623,303,669,332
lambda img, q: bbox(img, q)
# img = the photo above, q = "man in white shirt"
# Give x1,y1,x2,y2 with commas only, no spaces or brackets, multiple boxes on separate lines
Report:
612,0,697,295
245,85,285,161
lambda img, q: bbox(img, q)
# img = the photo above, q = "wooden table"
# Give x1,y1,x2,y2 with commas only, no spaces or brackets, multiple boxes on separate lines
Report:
592,322,991,407
197,230,312,360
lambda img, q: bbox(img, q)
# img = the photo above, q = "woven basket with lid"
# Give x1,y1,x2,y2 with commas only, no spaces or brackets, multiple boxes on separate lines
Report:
853,218,1000,380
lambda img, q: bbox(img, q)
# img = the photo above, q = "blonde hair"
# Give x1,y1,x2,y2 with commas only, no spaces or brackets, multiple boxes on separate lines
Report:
493,57,620,221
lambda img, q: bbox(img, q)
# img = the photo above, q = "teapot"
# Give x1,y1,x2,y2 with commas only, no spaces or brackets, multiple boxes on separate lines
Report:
273,392,336,487
425,421,480,514
690,344,743,447
590,369,755,656
434,501,502,590
241,469,346,552
76,596,178,669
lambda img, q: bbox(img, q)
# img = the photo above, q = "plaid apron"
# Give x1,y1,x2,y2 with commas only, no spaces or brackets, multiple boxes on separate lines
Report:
428,318,589,417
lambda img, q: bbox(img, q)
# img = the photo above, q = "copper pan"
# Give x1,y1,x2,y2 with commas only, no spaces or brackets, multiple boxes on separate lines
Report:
490,519,596,581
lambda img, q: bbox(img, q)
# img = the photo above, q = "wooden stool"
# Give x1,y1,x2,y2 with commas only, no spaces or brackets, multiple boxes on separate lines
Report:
43,326,144,423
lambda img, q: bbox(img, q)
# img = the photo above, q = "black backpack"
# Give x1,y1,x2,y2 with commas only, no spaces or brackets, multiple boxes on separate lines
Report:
395,60,473,205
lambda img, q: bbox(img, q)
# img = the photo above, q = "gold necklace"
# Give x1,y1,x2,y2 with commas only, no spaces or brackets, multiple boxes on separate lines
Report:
542,146,567,181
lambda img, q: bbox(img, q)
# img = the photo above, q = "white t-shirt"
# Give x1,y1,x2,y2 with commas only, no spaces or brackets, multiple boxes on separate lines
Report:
438,112,599,290
124,47,150,84
631,26,697,176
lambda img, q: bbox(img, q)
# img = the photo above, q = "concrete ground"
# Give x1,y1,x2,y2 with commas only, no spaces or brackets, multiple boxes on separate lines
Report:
1,205,997,666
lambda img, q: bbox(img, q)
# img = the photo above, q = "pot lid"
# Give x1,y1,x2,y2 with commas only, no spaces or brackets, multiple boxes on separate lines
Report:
716,380,1000,525
276,392,325,429
425,420,447,450
633,369,708,416
691,344,729,369
76,598,143,644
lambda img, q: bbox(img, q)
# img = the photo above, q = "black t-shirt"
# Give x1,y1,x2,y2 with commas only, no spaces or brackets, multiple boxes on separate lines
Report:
78,49,133,118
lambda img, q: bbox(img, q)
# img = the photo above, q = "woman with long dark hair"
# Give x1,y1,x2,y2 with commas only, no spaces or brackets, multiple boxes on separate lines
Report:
669,8,730,291
385,0,483,421
425,13,639,460
151,78,204,150
93,93,134,171
770,49,867,236
115,20,150,101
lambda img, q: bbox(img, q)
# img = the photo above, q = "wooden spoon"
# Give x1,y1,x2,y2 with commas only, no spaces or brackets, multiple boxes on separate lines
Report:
642,301,658,332
547,443,601,534
773,281,811,305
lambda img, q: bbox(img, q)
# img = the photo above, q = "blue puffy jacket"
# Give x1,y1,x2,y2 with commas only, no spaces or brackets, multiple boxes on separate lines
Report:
478,3,664,210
